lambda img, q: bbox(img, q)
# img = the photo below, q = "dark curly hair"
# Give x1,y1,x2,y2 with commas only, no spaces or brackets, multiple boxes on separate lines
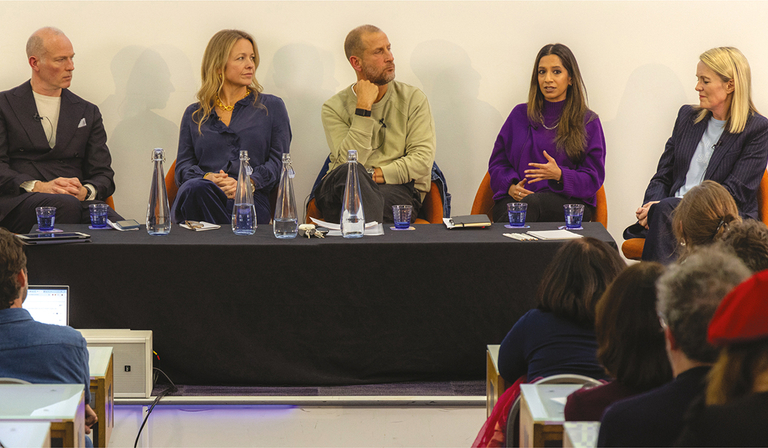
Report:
0,228,27,310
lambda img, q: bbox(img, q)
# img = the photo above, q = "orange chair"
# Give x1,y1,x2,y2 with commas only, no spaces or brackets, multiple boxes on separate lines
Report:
166,160,180,206
470,172,495,221
305,181,444,224
470,171,608,227
621,170,768,260
165,159,278,219
105,195,115,211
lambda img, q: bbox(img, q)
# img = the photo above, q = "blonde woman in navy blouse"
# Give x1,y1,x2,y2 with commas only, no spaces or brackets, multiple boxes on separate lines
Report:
172,29,291,225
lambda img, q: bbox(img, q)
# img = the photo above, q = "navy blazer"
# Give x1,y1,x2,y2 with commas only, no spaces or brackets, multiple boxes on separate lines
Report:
644,105,768,220
0,81,116,222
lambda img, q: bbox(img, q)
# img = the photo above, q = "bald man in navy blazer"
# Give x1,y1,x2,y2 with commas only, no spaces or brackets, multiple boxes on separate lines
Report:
0,27,122,233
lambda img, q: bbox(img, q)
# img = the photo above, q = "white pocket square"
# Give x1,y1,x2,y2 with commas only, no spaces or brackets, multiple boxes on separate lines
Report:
78,118,86,128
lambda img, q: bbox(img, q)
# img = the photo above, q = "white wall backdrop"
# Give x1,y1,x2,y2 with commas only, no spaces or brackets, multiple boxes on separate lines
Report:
1,1,766,245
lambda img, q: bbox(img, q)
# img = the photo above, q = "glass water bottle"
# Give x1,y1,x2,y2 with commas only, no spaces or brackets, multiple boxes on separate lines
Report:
232,150,257,235
340,149,365,238
146,147,171,235
273,153,298,239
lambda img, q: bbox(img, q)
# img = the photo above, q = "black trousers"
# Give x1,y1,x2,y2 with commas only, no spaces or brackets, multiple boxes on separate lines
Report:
314,163,421,223
1,192,123,234
491,191,594,224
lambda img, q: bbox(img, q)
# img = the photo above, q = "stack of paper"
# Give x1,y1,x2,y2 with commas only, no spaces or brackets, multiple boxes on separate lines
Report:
526,230,582,240
180,221,221,231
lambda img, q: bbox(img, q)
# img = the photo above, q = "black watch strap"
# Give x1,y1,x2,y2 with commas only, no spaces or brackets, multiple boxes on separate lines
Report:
355,108,372,117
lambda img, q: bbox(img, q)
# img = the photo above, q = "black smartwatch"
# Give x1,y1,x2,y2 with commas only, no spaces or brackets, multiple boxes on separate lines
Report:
355,108,372,117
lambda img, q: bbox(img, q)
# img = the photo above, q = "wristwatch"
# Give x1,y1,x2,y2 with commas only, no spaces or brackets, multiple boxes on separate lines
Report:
355,108,372,117
367,168,375,177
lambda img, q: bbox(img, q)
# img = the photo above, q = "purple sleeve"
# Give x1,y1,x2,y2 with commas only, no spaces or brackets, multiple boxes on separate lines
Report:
489,107,525,200
548,114,606,202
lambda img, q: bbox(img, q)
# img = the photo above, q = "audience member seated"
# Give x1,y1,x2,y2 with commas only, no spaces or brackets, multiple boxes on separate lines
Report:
0,228,97,446
671,180,741,261
564,262,673,421
717,219,768,272
598,247,750,447
498,237,624,383
676,269,768,446
624,47,768,264
473,237,624,448
172,29,291,225
488,43,605,223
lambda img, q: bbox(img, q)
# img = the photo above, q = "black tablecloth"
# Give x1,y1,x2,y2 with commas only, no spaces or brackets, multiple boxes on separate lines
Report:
25,222,615,386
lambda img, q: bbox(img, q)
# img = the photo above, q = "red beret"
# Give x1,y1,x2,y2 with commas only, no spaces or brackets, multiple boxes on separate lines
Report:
708,269,768,346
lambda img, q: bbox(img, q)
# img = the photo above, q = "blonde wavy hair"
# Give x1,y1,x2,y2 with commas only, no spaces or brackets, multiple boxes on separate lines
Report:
193,29,263,134
695,47,757,134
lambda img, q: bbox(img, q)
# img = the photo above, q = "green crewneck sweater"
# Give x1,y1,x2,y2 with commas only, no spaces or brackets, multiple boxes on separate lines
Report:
321,80,436,197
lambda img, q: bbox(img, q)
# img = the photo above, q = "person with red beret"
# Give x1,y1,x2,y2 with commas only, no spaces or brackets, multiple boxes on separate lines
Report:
676,269,768,446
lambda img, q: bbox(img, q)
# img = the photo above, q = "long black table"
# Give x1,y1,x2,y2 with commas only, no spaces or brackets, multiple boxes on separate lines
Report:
25,222,615,386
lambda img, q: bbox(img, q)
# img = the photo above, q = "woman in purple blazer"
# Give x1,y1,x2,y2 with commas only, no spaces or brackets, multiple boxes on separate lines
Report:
488,43,606,223
625,47,768,263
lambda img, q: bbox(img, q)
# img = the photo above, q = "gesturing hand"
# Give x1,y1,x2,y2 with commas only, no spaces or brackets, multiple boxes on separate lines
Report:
525,150,562,184
507,179,533,201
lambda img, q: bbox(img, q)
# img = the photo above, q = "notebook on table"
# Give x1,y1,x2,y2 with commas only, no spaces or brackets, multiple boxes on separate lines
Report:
443,215,492,229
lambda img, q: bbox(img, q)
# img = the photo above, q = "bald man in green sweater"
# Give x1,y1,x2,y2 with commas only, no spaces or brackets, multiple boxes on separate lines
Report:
314,24,436,223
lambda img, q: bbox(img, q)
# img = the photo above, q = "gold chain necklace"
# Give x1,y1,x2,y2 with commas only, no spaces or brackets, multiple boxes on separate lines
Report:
216,88,250,112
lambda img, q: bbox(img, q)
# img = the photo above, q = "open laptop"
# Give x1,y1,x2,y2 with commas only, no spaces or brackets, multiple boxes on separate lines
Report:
23,285,69,326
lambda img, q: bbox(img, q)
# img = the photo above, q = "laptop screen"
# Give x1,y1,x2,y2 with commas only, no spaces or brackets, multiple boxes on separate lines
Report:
23,286,69,326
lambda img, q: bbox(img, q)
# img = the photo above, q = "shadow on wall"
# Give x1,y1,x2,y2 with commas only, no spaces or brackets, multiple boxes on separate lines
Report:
102,47,186,221
266,42,338,220
411,40,502,214
603,63,688,240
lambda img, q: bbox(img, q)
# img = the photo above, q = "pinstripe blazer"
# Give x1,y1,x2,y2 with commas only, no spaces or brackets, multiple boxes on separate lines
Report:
644,105,768,220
